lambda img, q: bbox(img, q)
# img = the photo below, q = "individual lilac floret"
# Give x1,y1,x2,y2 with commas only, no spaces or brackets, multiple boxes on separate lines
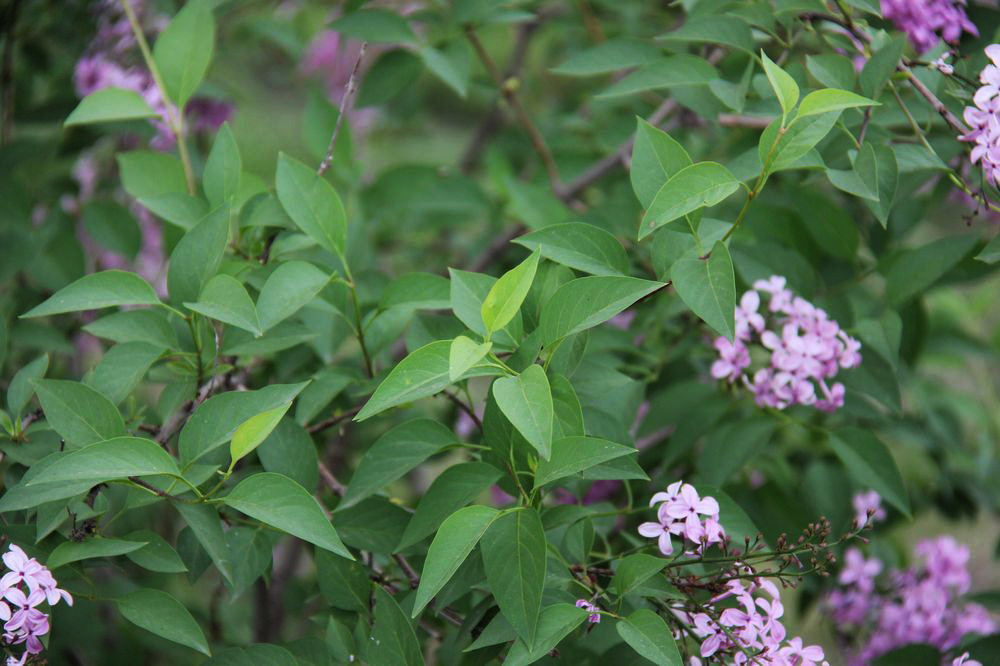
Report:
639,482,724,557
825,537,996,664
881,0,978,54
852,490,886,528
953,653,983,666
575,599,601,623
961,45,1000,188
710,276,862,413
0,544,72,665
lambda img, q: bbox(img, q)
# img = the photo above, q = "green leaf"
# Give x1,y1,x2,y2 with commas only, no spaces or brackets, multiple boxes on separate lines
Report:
796,88,877,118
153,0,215,108
420,43,471,98
174,502,235,586
449,269,520,340
827,142,879,201
27,436,180,485
256,260,330,332
224,472,352,558
639,162,740,239
82,201,142,259
630,119,692,209
65,87,158,126
616,609,683,666
340,418,457,509
806,54,857,90
978,233,1000,264
185,274,261,336
885,234,978,307
85,309,178,349
22,270,159,318
139,192,208,230
123,530,188,573
257,418,318,490
480,508,547,645
118,150,187,199
380,272,451,310
330,9,416,43
758,112,840,174
597,56,718,98
482,249,540,336
412,505,500,616
87,341,164,404
117,588,211,656
492,365,554,460
178,382,309,464
670,241,736,340
609,554,667,597
860,36,906,99
48,537,147,570
7,354,48,418
276,153,348,259
504,603,589,666
535,436,637,486
865,143,899,227
660,15,755,53
760,51,799,118
552,39,661,76
371,587,424,666
829,429,910,518
229,403,291,467
31,379,126,446
167,204,230,306
203,122,241,207
317,550,370,612
539,276,663,346
449,335,493,382
0,453,95,511
514,222,629,276
396,462,503,551
356,340,498,421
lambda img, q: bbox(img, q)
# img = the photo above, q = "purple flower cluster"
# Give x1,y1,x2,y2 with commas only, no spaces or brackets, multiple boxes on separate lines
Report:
961,45,1000,188
711,276,862,412
683,577,829,666
852,490,886,528
638,482,724,556
1,544,73,666
826,537,996,664
880,0,978,54
574,599,601,624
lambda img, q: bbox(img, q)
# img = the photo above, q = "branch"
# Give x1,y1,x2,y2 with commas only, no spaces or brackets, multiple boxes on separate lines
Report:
155,373,227,445
317,461,346,496
899,65,969,135
306,405,362,435
318,41,368,176
443,391,483,432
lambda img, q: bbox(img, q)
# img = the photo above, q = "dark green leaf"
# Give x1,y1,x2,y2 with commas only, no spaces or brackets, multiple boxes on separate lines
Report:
48,537,146,570
535,436,637,486
829,429,910,517
639,162,740,239
616,609,683,665
480,508,547,645
492,365,553,460
117,588,211,656
65,88,158,126
22,270,159,318
152,0,215,108
371,586,424,666
515,222,630,276
671,241,736,340
31,379,126,446
539,276,663,346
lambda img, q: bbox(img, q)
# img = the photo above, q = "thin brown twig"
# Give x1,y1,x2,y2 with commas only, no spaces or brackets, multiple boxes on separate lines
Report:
306,405,362,435
317,461,346,496
444,390,483,431
318,41,368,177
393,554,420,589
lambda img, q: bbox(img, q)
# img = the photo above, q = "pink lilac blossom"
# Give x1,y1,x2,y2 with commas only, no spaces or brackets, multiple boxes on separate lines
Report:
0,544,73,665
961,45,1000,188
953,653,982,666
575,599,601,623
881,0,977,54
638,481,724,556
851,490,886,527
710,276,861,413
825,538,996,664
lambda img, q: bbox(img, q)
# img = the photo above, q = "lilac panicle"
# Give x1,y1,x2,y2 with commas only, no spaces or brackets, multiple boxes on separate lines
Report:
1,544,73,665
881,0,977,54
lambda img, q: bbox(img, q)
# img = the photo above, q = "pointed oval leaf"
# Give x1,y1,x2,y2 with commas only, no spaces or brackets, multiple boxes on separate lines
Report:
22,270,159,318
31,379,126,446
185,274,260,336
540,276,663,346
117,588,211,656
639,162,740,239
797,88,877,118
412,505,500,616
203,122,242,207
514,222,629,276
616,609,683,665
481,249,540,336
7,354,48,418
535,436,637,486
504,603,590,666
167,204,230,307
48,537,147,570
276,153,347,259
481,508,547,645
123,530,188,573
671,241,736,341
829,429,910,517
449,336,492,382
65,87,158,126
229,403,292,467
256,260,330,332
371,586,424,666
152,1,215,109
224,472,352,558
630,119,692,209
27,436,180,486
760,51,799,118
492,365,553,460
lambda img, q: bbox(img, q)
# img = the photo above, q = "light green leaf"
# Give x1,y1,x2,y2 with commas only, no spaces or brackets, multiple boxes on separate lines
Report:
977,233,1000,264
330,9,416,43
806,54,857,90
27,436,180,485
796,88,877,118
118,150,187,199
827,142,879,201
758,111,840,175
492,365,553,460
118,589,211,656
152,0,215,108
396,462,503,551
505,603,589,666
256,260,330,332
371,587,424,666
630,118,692,209
185,274,261,336
552,39,661,76
449,336,493,382
7,354,48,418
340,418,456,509
539,276,663,346
203,122,241,207
139,192,208,230
48,537,147,570
830,429,910,517
31,379,126,446
535,436,637,486
412,505,500,616
22,270,159,318
224,472,352,558
275,153,348,259
481,508,547,645
481,249,540,336
639,162,740,239
514,222,629,276
671,241,736,340
617,609,683,665
760,51,799,118
166,204,230,306
65,87,158,126
229,403,291,467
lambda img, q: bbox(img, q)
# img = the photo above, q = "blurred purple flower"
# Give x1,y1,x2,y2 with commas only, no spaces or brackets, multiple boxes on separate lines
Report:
962,45,1000,188
881,0,977,54
852,490,886,527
